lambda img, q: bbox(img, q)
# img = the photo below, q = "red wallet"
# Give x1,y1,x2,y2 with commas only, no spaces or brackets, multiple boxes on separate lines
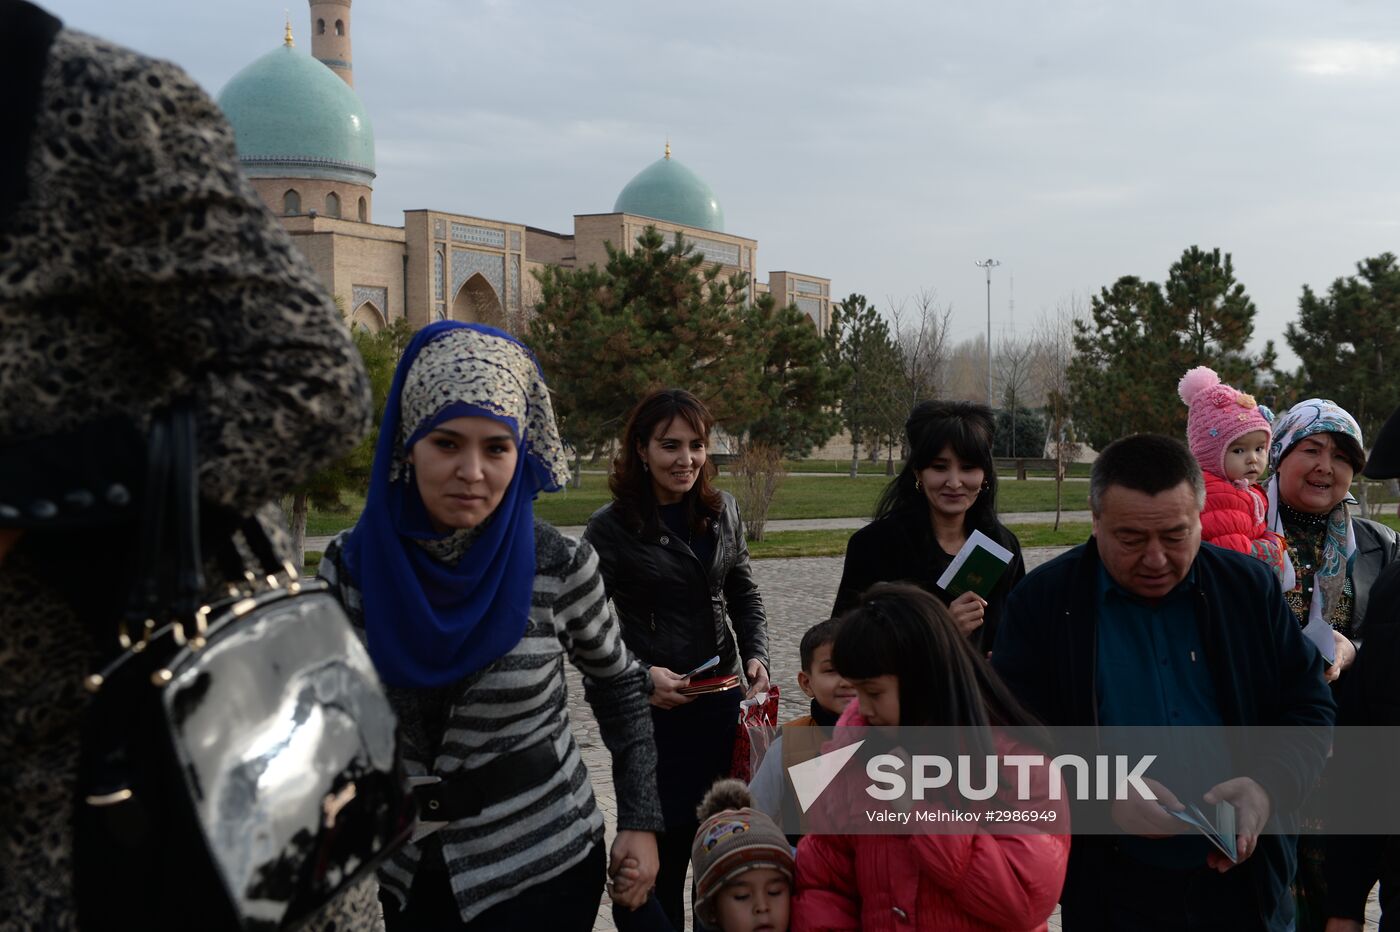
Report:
677,674,741,696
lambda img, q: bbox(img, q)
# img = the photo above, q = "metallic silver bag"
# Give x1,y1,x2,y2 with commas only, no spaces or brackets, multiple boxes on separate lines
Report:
75,406,413,931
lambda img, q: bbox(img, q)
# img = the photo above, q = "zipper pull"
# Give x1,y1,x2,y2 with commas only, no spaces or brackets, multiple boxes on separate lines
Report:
650,612,656,631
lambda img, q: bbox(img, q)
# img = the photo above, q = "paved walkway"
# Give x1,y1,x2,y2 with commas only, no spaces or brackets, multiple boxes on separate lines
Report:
307,539,1383,928
569,551,1384,930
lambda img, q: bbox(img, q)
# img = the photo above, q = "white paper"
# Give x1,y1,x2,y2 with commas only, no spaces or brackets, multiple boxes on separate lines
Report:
935,529,1015,590
1301,615,1338,665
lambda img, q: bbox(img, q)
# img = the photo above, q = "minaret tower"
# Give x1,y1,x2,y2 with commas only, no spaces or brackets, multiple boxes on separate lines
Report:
309,0,353,86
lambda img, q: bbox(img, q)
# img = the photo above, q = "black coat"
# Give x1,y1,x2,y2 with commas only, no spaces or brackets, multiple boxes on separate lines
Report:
1323,535,1400,922
832,507,1025,654
991,538,1336,931
583,490,769,679
1349,516,1400,638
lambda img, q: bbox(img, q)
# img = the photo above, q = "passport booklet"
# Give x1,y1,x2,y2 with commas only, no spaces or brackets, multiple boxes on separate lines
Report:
936,529,1014,599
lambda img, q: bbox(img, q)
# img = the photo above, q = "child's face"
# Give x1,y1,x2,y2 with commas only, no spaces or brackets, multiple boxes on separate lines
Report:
850,674,901,727
713,868,791,932
1223,430,1270,483
797,643,855,715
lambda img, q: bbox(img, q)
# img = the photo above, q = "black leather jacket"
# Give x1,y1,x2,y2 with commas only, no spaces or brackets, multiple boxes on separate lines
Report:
1352,516,1399,639
583,490,769,679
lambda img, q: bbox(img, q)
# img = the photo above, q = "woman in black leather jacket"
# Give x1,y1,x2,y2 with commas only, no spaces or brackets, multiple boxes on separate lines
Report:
584,388,770,930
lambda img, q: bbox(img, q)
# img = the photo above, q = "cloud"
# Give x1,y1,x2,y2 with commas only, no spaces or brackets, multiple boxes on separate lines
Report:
1294,40,1400,78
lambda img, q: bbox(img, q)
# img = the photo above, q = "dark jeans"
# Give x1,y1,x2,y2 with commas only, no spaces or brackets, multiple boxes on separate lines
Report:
1062,845,1266,931
381,841,605,932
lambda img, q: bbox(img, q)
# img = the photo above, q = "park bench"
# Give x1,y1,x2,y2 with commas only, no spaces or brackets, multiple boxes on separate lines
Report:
993,457,1058,480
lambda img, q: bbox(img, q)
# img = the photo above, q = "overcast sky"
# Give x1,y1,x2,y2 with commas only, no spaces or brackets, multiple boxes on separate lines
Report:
44,0,1400,367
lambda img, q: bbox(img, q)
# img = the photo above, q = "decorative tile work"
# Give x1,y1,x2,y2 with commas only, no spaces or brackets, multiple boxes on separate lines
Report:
451,222,506,248
353,284,389,315
435,249,445,299
796,296,823,320
795,279,823,295
451,248,505,301
434,219,446,240
510,255,521,311
633,231,741,267
510,230,521,251
689,235,740,267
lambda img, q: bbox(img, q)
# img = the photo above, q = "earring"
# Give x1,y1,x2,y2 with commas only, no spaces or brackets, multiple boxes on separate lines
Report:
980,480,990,492
914,477,923,491
643,461,650,473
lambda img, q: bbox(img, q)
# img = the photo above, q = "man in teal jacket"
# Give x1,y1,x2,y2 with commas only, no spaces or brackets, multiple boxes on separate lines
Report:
993,433,1335,931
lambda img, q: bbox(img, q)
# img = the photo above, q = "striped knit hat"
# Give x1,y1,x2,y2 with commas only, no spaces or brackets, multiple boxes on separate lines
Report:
691,780,794,918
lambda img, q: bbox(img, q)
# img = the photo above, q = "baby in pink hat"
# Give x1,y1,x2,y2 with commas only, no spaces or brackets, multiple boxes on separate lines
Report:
1178,366,1287,578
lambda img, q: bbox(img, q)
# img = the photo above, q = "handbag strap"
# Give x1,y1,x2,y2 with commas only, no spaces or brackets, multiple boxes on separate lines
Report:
240,515,295,584
168,403,204,621
120,414,171,645
115,404,205,651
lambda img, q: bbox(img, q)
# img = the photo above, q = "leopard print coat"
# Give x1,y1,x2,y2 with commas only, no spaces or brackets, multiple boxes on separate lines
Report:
0,28,374,931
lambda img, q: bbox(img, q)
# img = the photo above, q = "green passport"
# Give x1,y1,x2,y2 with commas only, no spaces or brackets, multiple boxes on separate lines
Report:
936,529,1014,599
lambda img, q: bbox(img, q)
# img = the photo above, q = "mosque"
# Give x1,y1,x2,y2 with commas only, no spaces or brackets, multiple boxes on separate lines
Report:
216,0,834,337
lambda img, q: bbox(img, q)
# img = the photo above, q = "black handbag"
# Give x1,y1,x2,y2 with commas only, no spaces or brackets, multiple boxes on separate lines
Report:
74,405,413,931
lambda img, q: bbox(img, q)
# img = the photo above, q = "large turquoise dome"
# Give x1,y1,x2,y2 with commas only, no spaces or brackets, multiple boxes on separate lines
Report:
613,151,724,233
217,45,375,186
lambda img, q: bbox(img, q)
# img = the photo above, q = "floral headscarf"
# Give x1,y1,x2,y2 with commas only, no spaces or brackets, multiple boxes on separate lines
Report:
1265,398,1363,661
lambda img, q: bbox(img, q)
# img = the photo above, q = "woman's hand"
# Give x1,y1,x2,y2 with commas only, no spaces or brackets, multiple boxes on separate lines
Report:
744,659,770,699
948,591,988,636
0,529,23,568
648,666,694,709
607,830,659,910
1324,631,1358,683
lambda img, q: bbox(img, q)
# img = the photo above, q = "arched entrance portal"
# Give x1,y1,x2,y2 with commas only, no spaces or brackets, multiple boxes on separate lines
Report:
350,301,385,334
451,274,505,327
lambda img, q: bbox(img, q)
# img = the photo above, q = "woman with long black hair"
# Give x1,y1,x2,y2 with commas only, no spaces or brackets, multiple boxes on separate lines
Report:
585,388,770,930
833,400,1025,654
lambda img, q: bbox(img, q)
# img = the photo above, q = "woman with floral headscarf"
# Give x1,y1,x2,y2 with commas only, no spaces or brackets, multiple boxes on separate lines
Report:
1265,398,1399,932
1266,398,1399,681
317,322,662,930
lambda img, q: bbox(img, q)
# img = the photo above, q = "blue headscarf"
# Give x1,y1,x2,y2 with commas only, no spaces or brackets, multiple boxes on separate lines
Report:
342,322,572,688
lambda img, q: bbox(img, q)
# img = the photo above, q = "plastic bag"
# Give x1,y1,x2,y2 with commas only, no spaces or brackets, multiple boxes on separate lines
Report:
731,686,780,782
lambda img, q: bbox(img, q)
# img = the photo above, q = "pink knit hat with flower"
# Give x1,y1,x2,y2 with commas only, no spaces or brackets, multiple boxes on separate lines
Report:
1178,366,1273,477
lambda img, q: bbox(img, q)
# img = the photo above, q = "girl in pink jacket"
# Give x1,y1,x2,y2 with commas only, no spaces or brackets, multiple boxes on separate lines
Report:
1178,366,1287,579
792,584,1069,932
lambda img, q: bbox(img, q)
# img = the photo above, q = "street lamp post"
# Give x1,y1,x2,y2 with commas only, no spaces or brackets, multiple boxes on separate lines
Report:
974,258,1000,408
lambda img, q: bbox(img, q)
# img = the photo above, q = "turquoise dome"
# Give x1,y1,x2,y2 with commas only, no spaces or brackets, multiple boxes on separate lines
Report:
217,45,375,186
613,154,724,233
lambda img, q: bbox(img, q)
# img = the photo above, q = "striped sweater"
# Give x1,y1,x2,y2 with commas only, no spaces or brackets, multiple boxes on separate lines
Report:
319,520,662,922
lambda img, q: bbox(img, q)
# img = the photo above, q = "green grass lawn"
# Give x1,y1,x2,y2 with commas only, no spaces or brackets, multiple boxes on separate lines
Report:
302,475,1096,538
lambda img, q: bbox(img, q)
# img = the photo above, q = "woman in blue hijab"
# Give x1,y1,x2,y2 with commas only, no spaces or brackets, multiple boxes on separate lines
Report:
319,322,662,930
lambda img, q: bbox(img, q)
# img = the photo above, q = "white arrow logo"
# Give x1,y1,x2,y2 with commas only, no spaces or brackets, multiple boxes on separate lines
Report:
787,740,866,813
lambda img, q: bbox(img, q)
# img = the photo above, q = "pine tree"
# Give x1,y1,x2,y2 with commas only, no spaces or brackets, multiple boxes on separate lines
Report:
527,226,764,476
737,296,845,458
1286,252,1400,442
826,295,900,477
1068,247,1274,450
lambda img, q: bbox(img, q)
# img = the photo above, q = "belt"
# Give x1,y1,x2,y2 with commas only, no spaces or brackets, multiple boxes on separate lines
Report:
412,740,560,822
